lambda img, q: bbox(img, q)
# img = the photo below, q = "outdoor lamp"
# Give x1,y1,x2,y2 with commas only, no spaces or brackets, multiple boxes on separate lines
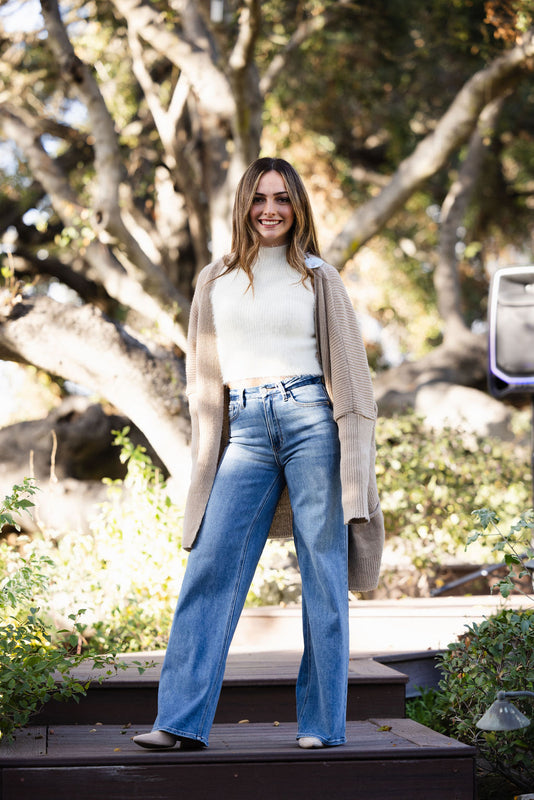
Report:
476,691,534,731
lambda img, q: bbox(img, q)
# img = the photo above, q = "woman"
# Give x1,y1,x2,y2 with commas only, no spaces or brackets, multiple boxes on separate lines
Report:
134,157,384,752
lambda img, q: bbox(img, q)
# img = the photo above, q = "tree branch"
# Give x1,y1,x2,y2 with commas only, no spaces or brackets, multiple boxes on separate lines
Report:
435,96,505,339
229,0,262,73
0,295,191,479
10,249,112,309
325,28,534,269
0,106,83,221
40,0,122,221
1,106,189,348
40,0,189,307
111,0,236,118
228,0,262,167
259,11,329,96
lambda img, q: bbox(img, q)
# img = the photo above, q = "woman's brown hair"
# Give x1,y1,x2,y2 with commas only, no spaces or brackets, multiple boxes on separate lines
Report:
221,157,321,287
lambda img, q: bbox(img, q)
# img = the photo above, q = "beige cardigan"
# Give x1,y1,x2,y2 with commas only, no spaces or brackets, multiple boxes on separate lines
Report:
182,255,384,592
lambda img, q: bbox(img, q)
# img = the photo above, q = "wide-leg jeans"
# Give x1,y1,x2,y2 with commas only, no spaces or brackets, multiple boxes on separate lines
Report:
153,375,349,746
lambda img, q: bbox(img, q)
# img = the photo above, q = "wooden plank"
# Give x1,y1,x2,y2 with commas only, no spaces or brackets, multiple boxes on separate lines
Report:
1,721,475,800
369,718,476,753
35,680,405,726
348,656,407,683
2,756,475,800
0,728,46,761
35,652,408,725
0,720,475,767
48,651,408,687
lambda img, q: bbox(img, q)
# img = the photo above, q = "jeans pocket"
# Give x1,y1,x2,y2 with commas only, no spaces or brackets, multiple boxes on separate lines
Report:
289,383,331,407
228,398,243,422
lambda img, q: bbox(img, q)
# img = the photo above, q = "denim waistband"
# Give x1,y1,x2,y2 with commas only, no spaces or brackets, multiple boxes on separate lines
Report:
229,374,324,402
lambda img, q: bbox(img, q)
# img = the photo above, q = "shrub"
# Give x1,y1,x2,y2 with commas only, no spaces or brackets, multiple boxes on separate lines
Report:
376,411,530,589
0,482,150,743
437,608,534,792
405,686,449,735
0,431,301,655
467,508,534,599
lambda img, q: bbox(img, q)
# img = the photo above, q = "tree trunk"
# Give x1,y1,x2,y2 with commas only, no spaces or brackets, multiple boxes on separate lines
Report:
0,296,191,482
435,97,505,341
373,329,488,414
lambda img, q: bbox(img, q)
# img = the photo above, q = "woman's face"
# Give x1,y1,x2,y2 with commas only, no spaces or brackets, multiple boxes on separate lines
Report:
249,170,295,246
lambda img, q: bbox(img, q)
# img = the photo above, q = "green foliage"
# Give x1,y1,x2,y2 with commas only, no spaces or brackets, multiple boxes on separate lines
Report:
468,509,534,599
44,427,189,653
0,484,151,744
405,686,449,735
0,478,39,531
375,411,530,588
0,430,300,656
437,609,534,791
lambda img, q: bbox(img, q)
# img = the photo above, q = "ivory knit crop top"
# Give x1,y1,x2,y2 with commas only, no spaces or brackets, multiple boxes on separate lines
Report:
211,245,323,385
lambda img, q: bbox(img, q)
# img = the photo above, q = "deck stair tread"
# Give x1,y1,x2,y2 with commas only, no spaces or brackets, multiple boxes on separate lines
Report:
1,652,476,800
34,651,408,725
0,719,475,766
56,650,408,687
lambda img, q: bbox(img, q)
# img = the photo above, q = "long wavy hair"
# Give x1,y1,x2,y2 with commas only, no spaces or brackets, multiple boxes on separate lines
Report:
221,157,321,287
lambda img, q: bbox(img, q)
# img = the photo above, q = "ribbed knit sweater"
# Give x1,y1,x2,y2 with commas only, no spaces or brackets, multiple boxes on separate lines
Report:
183,254,384,592
211,245,322,383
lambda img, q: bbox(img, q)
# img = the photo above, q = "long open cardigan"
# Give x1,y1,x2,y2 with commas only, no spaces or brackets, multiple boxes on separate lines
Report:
182,255,384,592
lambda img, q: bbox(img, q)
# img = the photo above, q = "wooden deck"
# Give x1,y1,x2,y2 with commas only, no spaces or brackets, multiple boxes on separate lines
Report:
0,719,475,800
0,651,476,800
33,651,408,725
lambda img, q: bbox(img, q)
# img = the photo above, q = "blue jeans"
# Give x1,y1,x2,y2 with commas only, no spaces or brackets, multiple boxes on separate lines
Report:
154,375,349,746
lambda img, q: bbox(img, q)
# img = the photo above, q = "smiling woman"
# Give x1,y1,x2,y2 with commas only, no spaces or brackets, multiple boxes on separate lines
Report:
133,156,383,755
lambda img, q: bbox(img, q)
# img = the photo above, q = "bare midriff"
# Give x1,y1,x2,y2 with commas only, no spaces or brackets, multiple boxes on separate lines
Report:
226,375,295,389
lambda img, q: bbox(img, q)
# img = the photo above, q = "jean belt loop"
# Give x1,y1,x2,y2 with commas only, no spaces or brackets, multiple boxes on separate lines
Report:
277,380,288,401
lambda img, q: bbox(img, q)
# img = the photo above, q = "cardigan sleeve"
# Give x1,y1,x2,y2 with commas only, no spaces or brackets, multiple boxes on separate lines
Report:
318,263,378,522
322,264,376,421
185,267,210,466
336,412,375,522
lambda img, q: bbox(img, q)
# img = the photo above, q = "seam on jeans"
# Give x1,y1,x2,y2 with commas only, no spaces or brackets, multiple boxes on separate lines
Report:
263,394,284,462
197,472,283,737
296,587,313,725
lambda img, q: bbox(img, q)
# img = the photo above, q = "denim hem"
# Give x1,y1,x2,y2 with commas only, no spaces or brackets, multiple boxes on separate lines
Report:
296,734,346,747
153,726,209,747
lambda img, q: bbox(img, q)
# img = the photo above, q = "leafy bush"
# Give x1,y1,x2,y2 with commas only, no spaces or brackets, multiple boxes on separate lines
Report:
0,478,39,531
376,411,530,589
0,431,301,655
405,686,449,735
468,508,534,599
436,608,534,792
0,482,149,743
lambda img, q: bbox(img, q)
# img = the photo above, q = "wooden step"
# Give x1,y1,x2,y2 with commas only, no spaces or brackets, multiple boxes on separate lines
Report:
34,651,408,726
0,719,476,800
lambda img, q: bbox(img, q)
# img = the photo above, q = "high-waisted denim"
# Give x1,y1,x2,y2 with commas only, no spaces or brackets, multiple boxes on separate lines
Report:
153,375,349,746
